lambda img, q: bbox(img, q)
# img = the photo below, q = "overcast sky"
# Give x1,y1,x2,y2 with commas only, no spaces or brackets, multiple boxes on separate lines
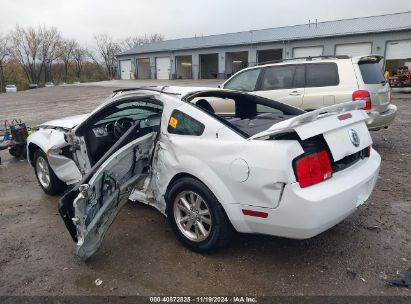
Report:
1,0,411,47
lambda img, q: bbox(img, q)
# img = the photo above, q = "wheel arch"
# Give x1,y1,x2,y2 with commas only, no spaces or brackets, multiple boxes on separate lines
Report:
27,142,42,166
164,171,237,231
27,128,68,167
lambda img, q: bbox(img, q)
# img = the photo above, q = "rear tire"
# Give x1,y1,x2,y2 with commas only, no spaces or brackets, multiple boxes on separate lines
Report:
166,177,234,253
33,149,66,195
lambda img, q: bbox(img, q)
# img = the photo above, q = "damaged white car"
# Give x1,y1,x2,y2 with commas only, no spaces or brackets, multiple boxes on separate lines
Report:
27,87,381,260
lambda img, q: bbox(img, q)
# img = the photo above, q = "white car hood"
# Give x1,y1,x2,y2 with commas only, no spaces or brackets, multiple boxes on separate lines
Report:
40,114,89,129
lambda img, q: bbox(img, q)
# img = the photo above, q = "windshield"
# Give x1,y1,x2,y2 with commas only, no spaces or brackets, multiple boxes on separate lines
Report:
95,100,162,125
95,92,122,111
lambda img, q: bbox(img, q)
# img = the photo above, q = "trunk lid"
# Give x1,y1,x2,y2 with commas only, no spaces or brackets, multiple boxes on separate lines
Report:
249,101,372,162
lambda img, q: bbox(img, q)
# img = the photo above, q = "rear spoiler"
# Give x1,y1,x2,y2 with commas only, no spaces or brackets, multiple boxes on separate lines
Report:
248,100,366,140
352,55,383,64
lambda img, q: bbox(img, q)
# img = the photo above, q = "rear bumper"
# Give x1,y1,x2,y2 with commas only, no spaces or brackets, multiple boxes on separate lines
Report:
367,104,397,130
226,151,381,238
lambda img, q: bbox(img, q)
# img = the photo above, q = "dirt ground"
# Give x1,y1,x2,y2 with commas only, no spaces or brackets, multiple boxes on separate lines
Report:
0,84,410,296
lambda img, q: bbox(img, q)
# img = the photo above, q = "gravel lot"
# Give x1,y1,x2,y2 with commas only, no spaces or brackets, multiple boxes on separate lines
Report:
0,82,410,296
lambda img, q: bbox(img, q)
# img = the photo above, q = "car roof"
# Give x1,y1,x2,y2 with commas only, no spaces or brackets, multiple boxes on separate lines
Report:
241,54,383,70
258,55,350,66
222,54,384,83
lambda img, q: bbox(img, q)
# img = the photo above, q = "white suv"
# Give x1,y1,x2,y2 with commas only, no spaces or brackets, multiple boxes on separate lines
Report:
221,55,396,131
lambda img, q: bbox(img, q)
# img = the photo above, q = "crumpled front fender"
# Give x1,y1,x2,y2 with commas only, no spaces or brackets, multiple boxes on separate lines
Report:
28,128,82,184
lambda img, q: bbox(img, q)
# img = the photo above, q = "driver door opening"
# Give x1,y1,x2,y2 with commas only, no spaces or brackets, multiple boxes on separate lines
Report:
59,97,164,260
77,97,163,166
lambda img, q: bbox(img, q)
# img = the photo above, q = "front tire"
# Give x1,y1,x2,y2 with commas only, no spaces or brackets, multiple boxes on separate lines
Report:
166,177,233,253
33,149,66,195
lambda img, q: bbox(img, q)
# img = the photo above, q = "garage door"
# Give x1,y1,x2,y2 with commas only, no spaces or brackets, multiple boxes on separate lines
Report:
293,46,323,58
335,43,372,57
120,60,132,80
386,40,411,60
156,57,171,80
137,58,151,79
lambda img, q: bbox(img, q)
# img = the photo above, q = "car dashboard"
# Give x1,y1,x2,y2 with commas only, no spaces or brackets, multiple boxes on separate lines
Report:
91,114,162,139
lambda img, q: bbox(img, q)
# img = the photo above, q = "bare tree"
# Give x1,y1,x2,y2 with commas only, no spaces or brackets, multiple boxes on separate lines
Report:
93,33,121,79
148,33,164,43
11,25,61,84
0,33,11,92
39,26,62,82
11,25,41,83
121,33,164,51
73,46,87,79
59,39,77,82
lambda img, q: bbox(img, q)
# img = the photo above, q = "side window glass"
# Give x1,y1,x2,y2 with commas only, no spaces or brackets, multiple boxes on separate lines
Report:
306,63,339,87
261,65,296,90
293,65,306,88
224,69,261,92
167,110,205,136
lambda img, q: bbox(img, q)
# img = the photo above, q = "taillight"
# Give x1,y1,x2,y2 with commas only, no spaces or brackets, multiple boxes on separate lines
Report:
295,150,333,188
367,146,371,157
353,90,371,110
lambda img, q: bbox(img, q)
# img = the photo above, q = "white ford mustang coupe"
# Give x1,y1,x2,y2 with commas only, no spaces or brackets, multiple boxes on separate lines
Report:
27,87,381,260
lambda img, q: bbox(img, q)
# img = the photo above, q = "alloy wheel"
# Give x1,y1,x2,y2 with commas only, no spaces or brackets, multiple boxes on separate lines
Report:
36,156,51,189
173,191,212,242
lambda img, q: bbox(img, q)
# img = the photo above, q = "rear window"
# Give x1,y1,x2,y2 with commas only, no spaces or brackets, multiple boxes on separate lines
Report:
306,63,339,87
359,62,386,84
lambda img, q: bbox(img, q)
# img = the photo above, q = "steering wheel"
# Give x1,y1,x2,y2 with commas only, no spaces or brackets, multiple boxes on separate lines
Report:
113,117,136,140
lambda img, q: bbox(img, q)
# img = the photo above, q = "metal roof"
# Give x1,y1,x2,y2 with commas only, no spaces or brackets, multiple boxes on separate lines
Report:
119,11,411,56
